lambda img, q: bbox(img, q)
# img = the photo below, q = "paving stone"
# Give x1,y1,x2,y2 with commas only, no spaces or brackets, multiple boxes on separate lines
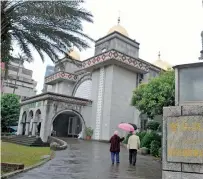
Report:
181,172,203,179
162,171,181,179
163,106,181,117
182,105,203,116
182,163,203,174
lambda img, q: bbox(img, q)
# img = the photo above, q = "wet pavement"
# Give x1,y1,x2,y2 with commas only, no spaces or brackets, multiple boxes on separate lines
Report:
11,139,162,179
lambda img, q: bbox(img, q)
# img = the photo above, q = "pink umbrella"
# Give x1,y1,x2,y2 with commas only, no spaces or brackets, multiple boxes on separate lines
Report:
118,123,134,132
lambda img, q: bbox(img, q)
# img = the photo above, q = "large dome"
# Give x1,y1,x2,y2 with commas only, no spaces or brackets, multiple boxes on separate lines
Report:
67,49,80,61
107,24,129,37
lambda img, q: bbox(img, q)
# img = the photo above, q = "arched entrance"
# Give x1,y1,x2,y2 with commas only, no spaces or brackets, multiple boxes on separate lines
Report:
52,110,84,138
21,112,27,135
35,109,41,136
30,109,41,136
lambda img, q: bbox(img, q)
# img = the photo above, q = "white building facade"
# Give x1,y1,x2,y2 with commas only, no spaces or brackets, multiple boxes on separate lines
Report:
17,23,169,142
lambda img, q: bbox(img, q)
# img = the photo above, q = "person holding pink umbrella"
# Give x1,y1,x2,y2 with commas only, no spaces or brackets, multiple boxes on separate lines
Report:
109,131,124,165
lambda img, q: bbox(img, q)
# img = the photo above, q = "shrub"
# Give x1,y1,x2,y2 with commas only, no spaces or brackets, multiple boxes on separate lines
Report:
146,121,160,131
136,131,147,142
141,131,161,149
157,124,162,133
150,140,161,157
123,133,132,144
85,127,94,137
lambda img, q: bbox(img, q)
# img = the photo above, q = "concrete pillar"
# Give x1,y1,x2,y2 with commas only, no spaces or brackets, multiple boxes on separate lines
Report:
25,122,30,135
40,118,49,142
32,122,37,136
17,123,23,135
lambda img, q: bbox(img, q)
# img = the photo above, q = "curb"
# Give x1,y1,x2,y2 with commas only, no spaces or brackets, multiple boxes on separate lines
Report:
1,156,52,179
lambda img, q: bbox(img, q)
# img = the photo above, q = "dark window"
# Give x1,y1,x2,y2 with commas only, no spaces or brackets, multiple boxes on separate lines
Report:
140,114,148,131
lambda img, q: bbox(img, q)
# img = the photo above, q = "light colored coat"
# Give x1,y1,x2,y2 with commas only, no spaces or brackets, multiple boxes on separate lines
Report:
127,134,140,150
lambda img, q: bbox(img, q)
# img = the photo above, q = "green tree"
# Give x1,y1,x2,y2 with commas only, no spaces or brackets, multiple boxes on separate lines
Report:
1,0,94,69
131,70,175,119
1,94,20,130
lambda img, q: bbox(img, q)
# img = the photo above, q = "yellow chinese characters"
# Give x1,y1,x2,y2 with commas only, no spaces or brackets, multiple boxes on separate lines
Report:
169,122,203,132
169,122,178,132
168,148,203,157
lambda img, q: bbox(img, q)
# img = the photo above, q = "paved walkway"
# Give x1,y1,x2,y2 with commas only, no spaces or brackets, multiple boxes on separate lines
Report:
11,139,162,179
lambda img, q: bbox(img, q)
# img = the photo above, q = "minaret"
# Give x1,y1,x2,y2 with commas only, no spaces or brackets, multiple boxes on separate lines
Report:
118,11,120,24
158,51,161,60
199,31,203,60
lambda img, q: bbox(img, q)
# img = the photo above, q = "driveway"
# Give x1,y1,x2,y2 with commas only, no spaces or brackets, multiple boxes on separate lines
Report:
11,139,162,179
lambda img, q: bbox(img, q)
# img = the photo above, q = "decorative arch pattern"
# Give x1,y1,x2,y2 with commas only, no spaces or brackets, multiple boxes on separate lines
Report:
72,74,92,100
51,109,86,138
21,111,27,123
27,110,34,122
35,109,41,122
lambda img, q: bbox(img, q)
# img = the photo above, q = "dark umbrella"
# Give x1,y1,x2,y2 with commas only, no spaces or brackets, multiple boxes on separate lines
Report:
128,123,137,130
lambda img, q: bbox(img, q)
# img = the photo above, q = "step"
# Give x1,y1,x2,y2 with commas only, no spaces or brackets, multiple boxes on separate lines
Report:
2,136,49,147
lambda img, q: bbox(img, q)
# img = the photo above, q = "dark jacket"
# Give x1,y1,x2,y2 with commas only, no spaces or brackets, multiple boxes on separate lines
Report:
109,135,124,152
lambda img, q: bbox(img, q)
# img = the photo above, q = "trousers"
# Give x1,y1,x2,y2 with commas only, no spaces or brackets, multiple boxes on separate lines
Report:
129,149,137,165
111,152,119,163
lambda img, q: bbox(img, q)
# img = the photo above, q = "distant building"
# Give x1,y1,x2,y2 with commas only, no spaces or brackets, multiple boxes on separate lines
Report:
3,60,37,100
42,65,55,93
45,65,55,77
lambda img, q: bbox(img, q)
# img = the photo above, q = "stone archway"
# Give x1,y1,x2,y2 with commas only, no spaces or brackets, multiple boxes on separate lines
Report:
21,111,27,135
31,109,41,136
52,110,85,138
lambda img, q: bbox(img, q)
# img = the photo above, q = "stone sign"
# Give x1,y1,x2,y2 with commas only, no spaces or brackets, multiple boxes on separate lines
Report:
167,116,203,164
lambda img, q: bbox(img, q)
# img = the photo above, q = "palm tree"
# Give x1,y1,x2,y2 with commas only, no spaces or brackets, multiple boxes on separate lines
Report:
1,0,94,67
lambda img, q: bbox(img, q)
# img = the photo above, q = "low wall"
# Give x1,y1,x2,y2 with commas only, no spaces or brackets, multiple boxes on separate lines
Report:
162,105,203,179
1,163,24,173
48,136,68,150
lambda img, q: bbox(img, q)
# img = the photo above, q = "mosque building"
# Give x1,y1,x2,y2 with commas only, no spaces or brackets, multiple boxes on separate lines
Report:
17,18,171,142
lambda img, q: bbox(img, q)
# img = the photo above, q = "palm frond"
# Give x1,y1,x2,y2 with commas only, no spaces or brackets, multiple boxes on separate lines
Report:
1,0,94,66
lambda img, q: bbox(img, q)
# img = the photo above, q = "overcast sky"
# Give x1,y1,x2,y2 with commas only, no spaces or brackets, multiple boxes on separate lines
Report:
23,0,203,94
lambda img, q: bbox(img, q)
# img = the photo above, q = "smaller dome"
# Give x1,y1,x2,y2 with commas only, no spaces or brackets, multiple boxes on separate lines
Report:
108,24,129,37
153,52,172,70
67,49,80,61
153,60,172,71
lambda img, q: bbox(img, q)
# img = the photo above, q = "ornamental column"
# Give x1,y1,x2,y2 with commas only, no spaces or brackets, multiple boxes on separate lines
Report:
25,122,30,135
17,123,23,135
32,122,37,136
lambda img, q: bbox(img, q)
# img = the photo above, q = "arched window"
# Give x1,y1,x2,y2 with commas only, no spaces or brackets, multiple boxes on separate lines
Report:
74,80,92,100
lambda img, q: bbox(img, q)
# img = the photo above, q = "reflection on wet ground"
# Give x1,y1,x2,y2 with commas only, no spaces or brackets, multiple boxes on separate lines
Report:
11,139,161,179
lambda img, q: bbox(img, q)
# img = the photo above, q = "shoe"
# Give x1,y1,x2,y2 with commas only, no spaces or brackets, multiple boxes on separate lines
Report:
133,163,136,166
112,163,114,165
